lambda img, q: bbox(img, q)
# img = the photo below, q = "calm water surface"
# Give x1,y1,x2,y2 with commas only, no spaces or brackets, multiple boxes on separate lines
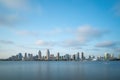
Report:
0,61,120,80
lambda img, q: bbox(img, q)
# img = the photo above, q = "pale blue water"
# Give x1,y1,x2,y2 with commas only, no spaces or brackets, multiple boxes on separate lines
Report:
0,61,120,80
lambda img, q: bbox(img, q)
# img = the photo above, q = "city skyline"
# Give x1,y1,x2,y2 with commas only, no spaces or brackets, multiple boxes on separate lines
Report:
0,0,120,58
2,49,120,61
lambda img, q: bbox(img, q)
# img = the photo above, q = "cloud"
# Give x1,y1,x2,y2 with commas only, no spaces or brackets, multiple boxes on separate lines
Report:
0,0,28,27
38,28,63,36
61,40,83,50
15,25,109,49
62,40,85,47
36,40,47,46
17,45,47,50
95,41,117,48
58,25,109,49
0,0,29,11
46,28,63,35
0,14,20,27
0,0,42,27
62,25,108,47
16,30,38,36
0,40,14,44
35,40,55,46
76,25,108,42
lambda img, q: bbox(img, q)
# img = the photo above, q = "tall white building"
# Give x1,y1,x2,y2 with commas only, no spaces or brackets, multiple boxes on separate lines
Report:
38,50,42,60
104,53,113,60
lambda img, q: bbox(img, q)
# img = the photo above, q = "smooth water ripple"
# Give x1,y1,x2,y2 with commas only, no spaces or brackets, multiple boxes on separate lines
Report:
0,61,120,80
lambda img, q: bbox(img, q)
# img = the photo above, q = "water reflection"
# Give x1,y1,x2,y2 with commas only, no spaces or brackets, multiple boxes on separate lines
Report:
0,61,120,80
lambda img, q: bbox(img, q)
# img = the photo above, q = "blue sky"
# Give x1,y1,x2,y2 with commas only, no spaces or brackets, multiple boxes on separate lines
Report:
0,0,120,58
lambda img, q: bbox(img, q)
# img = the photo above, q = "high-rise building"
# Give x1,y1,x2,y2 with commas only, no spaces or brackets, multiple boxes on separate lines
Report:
64,54,70,60
76,52,80,60
61,56,64,60
56,52,60,60
104,53,111,60
46,49,50,60
28,53,33,60
24,53,27,61
110,53,114,59
38,50,42,60
30,54,33,60
18,53,23,60
72,54,76,60
81,52,84,60
28,53,31,60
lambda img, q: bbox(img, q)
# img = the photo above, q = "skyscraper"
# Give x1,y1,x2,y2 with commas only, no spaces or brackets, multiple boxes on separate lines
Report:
81,52,84,60
56,52,60,60
28,53,31,60
18,53,23,60
110,53,114,59
24,53,27,61
76,52,80,60
46,49,50,60
64,54,70,60
38,50,42,60
30,54,33,60
72,54,75,60
104,53,111,60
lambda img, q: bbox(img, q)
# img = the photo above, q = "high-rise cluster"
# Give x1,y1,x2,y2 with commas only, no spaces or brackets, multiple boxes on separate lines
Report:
6,49,120,61
8,49,86,61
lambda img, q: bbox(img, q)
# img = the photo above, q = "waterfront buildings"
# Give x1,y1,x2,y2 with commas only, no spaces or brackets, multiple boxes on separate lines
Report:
46,49,50,60
76,52,80,60
6,49,120,61
18,53,23,60
24,53,27,60
104,53,114,60
81,52,85,60
38,50,42,60
56,52,60,60
64,54,70,60
72,54,76,60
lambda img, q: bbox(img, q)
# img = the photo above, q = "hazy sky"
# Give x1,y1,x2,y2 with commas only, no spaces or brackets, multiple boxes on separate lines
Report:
0,0,120,58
